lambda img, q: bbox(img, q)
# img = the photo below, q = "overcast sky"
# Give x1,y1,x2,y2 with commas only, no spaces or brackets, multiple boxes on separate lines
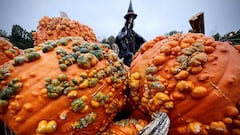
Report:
0,0,239,41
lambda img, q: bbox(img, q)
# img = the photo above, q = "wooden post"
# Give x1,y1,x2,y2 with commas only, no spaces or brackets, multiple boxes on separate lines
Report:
189,12,205,34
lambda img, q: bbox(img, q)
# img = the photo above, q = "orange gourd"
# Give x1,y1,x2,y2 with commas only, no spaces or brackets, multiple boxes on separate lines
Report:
102,118,147,135
0,36,128,135
32,16,97,46
129,33,240,134
0,37,22,65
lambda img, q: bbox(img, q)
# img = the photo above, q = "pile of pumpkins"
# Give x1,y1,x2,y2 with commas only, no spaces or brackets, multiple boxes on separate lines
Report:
1,16,240,135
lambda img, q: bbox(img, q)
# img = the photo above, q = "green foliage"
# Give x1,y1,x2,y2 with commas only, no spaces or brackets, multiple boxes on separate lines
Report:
101,38,107,44
9,25,34,49
188,29,193,33
101,35,116,51
164,30,183,36
101,35,115,45
0,29,8,38
212,32,220,41
107,35,115,45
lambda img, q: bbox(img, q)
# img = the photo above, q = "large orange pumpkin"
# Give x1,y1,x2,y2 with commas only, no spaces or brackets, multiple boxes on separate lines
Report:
0,37,22,65
32,16,97,46
0,36,128,135
129,33,240,134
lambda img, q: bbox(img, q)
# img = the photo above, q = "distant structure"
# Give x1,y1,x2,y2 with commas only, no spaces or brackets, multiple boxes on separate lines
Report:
220,30,240,45
115,0,146,66
60,11,69,18
189,12,205,34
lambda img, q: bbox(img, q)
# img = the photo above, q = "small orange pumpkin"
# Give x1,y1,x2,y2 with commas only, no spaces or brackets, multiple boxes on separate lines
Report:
0,37,22,65
129,33,240,134
102,118,147,135
0,36,128,135
32,16,98,46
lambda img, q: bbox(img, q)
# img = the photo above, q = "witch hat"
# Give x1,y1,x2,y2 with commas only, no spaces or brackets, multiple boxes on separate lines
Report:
124,0,137,19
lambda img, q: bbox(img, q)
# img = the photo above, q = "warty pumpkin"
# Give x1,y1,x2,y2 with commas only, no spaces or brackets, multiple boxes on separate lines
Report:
0,36,128,135
0,37,22,65
32,16,97,46
129,33,240,134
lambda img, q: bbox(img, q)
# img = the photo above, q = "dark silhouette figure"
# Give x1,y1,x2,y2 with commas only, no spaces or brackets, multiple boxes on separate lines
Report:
115,0,145,66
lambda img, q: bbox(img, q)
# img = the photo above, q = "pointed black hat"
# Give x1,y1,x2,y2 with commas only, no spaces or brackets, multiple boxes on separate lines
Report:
124,0,137,19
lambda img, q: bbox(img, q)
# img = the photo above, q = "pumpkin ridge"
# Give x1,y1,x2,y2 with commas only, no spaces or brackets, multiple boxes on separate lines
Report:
11,98,67,134
213,43,231,88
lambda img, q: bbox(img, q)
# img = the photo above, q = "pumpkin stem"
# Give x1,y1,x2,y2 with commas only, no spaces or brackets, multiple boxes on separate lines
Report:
138,112,170,135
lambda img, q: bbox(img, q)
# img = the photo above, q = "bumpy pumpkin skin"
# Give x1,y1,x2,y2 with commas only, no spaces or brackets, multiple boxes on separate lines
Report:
32,16,98,46
0,36,128,135
129,33,240,134
0,37,22,65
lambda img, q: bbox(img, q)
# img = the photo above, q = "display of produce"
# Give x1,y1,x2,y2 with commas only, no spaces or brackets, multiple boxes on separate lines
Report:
0,36,128,135
1,13,240,135
129,33,240,134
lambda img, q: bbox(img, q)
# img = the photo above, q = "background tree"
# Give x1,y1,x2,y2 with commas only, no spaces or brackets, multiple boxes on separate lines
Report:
164,30,183,36
0,29,8,38
101,35,116,46
101,35,118,54
101,38,107,44
212,32,220,41
107,35,115,45
188,29,193,33
9,24,34,49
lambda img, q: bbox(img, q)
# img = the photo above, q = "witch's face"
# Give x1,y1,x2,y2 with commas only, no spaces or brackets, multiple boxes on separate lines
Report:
125,16,135,29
